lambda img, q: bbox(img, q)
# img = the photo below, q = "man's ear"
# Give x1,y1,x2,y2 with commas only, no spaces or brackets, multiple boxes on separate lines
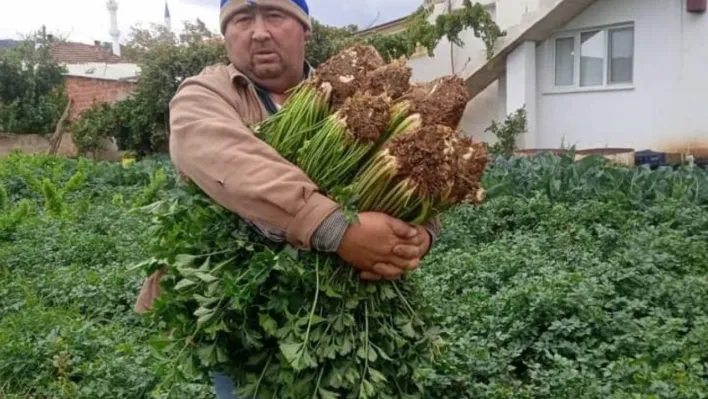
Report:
304,27,312,39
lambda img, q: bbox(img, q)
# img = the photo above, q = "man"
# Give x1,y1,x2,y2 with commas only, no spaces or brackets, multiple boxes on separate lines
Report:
134,0,440,397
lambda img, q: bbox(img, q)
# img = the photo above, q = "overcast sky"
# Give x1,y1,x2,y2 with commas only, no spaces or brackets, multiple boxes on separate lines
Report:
0,0,421,44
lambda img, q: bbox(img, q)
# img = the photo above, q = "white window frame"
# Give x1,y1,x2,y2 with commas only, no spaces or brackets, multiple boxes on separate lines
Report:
546,22,635,94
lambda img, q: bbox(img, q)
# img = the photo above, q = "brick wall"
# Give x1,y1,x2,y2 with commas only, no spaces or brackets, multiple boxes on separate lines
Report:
65,76,137,120
0,76,133,160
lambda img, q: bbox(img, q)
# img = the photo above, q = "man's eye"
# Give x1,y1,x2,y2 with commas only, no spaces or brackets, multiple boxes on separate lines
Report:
234,15,252,23
266,12,284,20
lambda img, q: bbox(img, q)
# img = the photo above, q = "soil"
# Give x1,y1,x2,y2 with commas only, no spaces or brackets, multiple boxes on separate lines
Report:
312,45,385,108
339,92,391,143
402,75,469,129
387,125,457,198
449,136,488,205
362,59,412,101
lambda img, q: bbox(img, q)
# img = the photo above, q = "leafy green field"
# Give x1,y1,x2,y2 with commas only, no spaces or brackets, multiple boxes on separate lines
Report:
1,152,707,398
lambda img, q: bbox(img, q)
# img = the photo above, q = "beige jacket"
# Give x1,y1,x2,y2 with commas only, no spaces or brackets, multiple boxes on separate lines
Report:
134,63,440,313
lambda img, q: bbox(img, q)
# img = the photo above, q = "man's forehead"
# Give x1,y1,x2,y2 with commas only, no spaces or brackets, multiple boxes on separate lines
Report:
234,3,285,14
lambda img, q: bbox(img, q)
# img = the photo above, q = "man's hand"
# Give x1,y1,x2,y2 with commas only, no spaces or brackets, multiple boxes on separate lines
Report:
360,225,431,280
392,225,431,261
336,212,421,280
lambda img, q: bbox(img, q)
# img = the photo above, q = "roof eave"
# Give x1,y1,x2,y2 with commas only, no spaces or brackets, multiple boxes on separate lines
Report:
464,0,599,98
353,16,409,38
63,73,140,83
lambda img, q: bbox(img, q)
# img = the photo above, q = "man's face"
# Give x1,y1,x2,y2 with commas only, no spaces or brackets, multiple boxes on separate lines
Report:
224,6,308,91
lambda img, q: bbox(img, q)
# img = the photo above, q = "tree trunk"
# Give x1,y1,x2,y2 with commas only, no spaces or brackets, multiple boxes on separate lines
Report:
448,0,455,75
47,98,72,155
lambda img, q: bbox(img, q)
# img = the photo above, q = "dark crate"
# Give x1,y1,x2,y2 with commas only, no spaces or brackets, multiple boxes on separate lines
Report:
635,150,667,167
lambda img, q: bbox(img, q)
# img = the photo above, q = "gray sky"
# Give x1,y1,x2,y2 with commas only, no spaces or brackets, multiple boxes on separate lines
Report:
315,0,420,28
0,0,422,43
180,0,422,28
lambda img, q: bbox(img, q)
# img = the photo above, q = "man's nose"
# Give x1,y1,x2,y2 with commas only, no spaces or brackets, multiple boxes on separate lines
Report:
252,15,270,42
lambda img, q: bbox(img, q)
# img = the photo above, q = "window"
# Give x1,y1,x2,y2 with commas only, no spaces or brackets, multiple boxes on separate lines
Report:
608,27,634,83
555,37,574,86
552,24,634,89
580,30,604,86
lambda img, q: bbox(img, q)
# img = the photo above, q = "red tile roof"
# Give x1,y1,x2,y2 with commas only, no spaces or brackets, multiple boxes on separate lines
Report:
50,41,127,64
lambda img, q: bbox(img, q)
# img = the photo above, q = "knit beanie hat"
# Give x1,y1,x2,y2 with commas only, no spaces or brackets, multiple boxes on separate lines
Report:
220,0,311,34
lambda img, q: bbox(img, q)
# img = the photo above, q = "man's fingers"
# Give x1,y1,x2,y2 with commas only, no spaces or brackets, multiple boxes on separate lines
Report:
372,263,404,280
392,243,424,259
398,231,425,246
405,257,420,271
385,255,420,271
412,231,426,246
360,271,382,281
387,216,417,239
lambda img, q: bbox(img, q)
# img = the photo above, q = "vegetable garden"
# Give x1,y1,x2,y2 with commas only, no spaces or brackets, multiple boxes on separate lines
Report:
1,148,707,398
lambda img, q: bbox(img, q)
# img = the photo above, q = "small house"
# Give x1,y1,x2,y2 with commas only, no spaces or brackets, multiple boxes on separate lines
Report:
362,0,708,158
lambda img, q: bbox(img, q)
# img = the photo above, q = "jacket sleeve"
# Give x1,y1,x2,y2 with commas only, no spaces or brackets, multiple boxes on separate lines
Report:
423,216,441,252
168,76,343,251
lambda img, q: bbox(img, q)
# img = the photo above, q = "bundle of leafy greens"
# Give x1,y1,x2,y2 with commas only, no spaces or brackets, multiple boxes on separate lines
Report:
134,45,488,398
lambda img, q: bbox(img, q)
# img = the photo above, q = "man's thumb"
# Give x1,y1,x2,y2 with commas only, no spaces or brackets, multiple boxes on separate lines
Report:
387,216,417,238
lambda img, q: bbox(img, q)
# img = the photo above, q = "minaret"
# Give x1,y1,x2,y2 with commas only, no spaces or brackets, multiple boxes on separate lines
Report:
164,1,172,31
106,0,121,56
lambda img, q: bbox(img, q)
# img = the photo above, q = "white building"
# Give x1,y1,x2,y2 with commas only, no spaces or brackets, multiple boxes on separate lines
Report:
365,0,708,157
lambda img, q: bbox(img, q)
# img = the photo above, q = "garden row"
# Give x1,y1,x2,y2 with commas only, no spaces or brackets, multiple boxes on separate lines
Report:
0,151,706,398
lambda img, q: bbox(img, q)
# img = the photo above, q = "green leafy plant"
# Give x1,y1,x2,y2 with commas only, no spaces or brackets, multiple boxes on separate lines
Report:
0,153,207,399
487,107,527,157
70,102,119,155
0,184,7,210
2,126,708,399
34,164,86,218
306,21,359,67
135,189,442,398
0,26,68,134
311,0,504,64
133,167,168,207
420,152,708,398
401,0,504,60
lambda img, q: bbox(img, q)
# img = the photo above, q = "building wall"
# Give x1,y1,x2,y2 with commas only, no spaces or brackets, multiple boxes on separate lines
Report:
535,0,708,155
404,0,558,142
0,132,120,160
65,76,137,120
0,76,136,160
0,75,132,159
406,0,499,82
354,18,408,39
494,0,542,29
0,133,77,157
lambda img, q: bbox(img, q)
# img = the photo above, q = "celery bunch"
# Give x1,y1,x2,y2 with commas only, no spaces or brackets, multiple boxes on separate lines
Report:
256,83,332,163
